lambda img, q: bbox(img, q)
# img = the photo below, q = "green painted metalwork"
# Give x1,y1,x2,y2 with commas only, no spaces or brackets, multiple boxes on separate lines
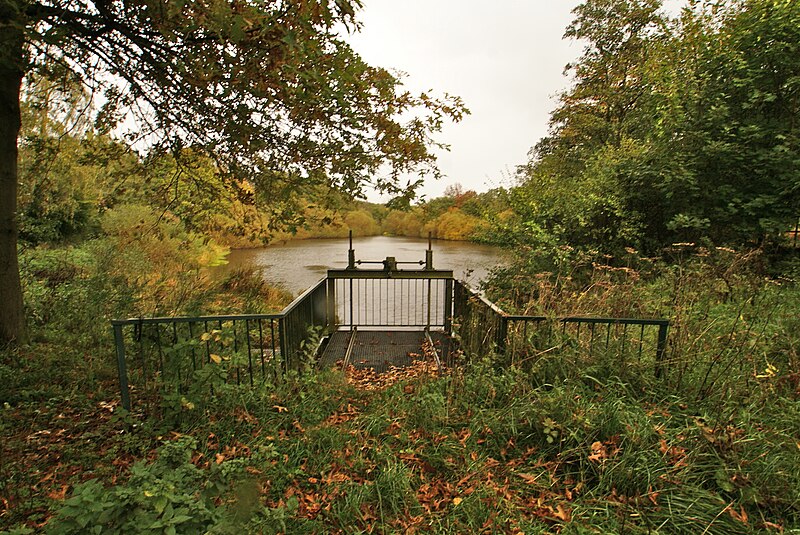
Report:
452,280,670,377
111,236,670,411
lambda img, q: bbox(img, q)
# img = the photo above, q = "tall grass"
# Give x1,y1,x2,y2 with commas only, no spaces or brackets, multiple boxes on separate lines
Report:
3,245,799,533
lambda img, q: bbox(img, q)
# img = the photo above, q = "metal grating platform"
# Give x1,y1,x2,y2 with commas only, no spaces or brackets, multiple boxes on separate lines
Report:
319,330,451,373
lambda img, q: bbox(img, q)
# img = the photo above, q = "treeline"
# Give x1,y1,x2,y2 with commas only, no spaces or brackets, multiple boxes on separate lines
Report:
17,79,507,248
286,184,511,242
18,0,800,259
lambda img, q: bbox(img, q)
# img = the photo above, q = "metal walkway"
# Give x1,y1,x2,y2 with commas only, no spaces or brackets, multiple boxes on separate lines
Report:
319,330,452,373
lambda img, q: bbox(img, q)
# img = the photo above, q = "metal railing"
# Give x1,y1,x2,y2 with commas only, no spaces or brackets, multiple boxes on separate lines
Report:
112,273,671,410
112,279,330,411
452,280,669,376
279,279,329,366
326,268,454,330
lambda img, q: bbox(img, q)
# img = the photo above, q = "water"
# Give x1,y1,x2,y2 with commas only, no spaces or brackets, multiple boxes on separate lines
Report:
217,236,507,295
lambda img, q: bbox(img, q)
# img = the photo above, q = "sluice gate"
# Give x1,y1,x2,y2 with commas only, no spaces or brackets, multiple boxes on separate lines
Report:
112,234,669,410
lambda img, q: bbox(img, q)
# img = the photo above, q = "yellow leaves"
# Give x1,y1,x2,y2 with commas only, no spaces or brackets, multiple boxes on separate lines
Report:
272,405,288,413
209,353,222,364
452,497,463,506
755,362,778,379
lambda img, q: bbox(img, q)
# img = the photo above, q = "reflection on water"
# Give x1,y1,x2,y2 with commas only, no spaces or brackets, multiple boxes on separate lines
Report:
216,236,507,294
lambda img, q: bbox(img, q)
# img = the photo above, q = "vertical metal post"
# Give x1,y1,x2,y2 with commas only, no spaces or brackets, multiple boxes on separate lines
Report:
443,279,453,334
425,231,433,270
497,316,508,354
113,323,131,411
278,317,287,374
270,319,277,380
327,277,336,331
349,278,354,331
245,319,254,386
188,322,197,371
655,322,669,379
426,278,432,330
172,322,181,385
348,230,356,269
258,319,265,378
233,321,240,385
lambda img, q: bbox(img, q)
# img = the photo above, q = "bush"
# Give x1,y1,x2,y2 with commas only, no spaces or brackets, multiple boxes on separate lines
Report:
47,436,271,534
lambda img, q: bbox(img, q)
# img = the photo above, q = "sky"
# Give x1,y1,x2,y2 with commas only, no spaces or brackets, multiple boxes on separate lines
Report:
346,0,684,202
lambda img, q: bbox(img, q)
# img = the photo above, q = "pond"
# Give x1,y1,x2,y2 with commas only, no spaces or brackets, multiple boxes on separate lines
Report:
217,235,507,295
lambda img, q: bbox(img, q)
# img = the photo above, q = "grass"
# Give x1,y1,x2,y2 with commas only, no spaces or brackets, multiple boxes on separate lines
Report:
1,246,799,533
1,354,797,534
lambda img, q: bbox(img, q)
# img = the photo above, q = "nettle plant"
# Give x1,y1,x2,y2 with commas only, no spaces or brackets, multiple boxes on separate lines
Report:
47,436,277,534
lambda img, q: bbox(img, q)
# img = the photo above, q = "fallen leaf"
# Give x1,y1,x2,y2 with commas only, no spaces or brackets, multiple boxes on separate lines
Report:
554,503,571,522
47,484,69,501
588,441,607,462
517,472,542,485
728,505,749,524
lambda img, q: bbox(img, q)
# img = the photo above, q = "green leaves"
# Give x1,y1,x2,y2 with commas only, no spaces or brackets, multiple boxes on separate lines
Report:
517,0,800,252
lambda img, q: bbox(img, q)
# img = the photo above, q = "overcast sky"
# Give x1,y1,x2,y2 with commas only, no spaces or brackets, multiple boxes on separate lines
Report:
346,0,684,202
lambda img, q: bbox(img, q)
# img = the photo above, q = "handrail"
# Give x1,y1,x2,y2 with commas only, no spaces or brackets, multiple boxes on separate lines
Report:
112,277,333,411
113,273,671,411
279,278,327,316
452,279,669,376
111,313,283,326
504,314,670,326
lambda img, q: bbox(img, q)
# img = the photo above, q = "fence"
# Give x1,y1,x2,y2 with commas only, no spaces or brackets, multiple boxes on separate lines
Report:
112,275,670,410
452,280,669,377
112,279,329,411
326,268,454,330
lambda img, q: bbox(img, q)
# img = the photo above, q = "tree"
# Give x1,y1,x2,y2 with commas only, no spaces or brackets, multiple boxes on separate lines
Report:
513,0,666,253
0,0,466,343
555,0,665,152
515,0,800,254
647,0,800,245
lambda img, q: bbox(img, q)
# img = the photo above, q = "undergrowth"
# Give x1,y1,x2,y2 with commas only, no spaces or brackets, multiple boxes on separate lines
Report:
1,246,798,533
2,358,796,534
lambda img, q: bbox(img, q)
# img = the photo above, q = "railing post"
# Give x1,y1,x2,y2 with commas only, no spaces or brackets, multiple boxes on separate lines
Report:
496,315,508,354
655,322,669,379
278,317,288,375
426,278,432,330
113,323,131,411
444,278,454,333
326,277,336,331
349,278,354,331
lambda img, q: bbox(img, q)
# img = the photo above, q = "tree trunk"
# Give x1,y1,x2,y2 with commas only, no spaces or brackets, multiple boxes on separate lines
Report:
0,17,25,345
